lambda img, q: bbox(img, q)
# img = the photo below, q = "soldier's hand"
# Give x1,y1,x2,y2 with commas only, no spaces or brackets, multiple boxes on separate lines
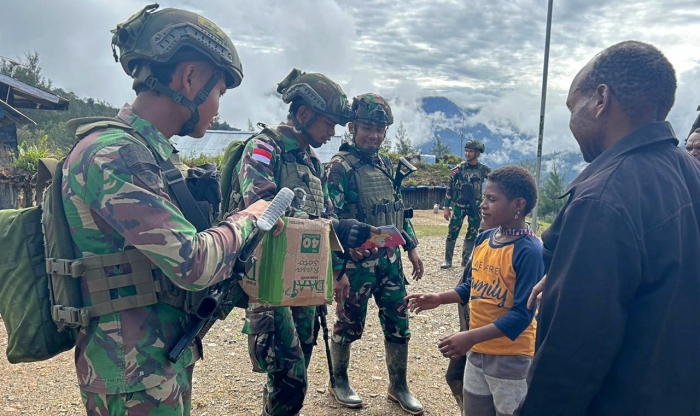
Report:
443,207,451,221
407,248,424,280
333,272,350,310
332,219,380,250
527,276,546,310
242,199,286,236
348,247,378,262
404,293,441,313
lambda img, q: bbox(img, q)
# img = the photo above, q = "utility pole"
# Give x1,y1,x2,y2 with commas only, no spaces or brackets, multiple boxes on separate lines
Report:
531,0,554,233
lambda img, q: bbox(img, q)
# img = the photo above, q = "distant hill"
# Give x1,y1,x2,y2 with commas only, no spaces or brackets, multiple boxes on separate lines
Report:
419,96,585,183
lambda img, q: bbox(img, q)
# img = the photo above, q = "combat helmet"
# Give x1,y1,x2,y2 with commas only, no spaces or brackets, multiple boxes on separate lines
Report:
464,139,485,153
352,93,393,127
277,68,354,127
111,4,243,135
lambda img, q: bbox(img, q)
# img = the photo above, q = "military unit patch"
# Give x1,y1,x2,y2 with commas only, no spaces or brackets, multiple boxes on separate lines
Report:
254,139,274,152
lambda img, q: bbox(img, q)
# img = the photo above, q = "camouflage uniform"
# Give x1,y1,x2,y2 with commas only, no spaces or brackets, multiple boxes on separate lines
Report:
64,105,256,414
326,144,417,345
325,93,423,415
64,6,249,413
237,125,329,416
444,160,491,265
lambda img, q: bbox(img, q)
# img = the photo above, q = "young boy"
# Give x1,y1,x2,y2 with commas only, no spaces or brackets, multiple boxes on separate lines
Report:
406,165,544,416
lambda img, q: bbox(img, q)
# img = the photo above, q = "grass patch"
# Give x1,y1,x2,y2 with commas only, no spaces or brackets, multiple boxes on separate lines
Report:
413,224,448,238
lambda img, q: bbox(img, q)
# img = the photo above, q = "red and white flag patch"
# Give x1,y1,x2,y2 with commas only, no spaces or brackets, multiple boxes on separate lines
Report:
252,148,272,165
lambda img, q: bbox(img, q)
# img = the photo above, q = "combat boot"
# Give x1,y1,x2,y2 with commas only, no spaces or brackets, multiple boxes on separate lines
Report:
329,341,363,408
446,378,464,411
440,240,456,269
385,341,424,415
461,239,475,267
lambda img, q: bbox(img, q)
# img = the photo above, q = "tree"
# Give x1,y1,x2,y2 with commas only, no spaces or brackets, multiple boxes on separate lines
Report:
380,134,392,154
342,130,352,145
430,136,451,159
0,51,51,90
247,118,254,131
210,116,239,131
539,161,567,220
394,121,416,156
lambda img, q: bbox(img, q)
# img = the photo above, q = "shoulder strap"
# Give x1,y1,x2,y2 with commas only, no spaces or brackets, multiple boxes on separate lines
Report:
67,117,210,232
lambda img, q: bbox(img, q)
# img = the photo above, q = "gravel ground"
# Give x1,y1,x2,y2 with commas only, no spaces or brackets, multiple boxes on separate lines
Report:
0,211,469,416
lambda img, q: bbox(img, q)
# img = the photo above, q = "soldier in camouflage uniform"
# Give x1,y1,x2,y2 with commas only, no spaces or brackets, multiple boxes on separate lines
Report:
60,5,280,415
325,94,425,415
234,69,355,416
441,140,491,269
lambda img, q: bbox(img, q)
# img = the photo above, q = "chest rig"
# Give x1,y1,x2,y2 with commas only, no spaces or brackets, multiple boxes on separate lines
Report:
337,148,404,227
262,127,325,218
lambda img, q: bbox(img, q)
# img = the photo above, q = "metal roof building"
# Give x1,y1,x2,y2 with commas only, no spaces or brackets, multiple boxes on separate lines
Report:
172,130,344,163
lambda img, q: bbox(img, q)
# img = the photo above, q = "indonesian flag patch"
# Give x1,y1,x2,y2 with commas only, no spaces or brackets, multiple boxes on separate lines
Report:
252,148,272,165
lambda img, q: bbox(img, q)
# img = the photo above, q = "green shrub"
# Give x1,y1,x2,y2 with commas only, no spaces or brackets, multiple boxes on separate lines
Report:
13,135,64,173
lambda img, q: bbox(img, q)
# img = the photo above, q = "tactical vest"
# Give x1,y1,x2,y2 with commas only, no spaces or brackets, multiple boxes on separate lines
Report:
261,128,325,218
452,162,488,207
337,150,404,227
47,117,207,330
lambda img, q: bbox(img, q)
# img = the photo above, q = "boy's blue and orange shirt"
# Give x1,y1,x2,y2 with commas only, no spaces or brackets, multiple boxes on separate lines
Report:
455,228,544,357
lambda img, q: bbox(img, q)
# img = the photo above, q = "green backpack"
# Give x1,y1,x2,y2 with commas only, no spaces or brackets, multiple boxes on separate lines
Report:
219,127,275,219
0,158,78,363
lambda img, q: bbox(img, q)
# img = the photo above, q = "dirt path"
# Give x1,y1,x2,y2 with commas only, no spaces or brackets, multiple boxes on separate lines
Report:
1,211,469,415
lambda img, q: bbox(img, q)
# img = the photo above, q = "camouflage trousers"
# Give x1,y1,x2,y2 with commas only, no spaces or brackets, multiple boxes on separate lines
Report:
243,304,319,415
80,365,194,416
333,256,411,345
446,267,470,383
446,203,481,243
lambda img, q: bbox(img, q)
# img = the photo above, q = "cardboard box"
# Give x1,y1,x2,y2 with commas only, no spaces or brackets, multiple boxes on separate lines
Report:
240,217,342,307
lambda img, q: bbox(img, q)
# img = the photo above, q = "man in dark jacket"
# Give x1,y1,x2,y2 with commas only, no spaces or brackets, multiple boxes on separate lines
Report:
518,41,700,416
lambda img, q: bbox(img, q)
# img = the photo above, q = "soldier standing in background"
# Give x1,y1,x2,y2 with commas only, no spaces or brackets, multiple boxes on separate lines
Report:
234,69,355,416
61,5,281,414
325,93,425,415
441,140,491,269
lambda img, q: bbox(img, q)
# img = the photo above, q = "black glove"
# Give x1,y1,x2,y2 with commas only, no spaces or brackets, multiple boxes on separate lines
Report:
332,219,372,250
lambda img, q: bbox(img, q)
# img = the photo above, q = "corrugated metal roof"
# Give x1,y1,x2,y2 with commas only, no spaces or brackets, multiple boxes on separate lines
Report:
172,130,344,163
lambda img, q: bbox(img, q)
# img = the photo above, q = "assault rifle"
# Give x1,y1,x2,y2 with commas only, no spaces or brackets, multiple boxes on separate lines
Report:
168,188,294,363
394,157,417,193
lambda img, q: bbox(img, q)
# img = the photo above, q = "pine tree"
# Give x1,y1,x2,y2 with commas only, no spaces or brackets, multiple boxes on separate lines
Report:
247,118,254,131
430,136,451,159
342,130,352,145
394,121,416,156
539,161,567,220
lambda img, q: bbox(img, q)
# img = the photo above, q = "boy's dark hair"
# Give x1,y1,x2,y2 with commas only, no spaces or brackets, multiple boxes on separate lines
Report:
686,128,700,145
580,40,676,122
487,165,538,215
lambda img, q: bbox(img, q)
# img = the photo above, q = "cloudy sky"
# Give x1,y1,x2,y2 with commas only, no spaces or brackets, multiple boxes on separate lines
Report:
1,0,698,156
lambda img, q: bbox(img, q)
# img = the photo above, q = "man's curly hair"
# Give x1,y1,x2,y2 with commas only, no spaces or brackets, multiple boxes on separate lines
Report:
487,165,538,216
580,40,676,122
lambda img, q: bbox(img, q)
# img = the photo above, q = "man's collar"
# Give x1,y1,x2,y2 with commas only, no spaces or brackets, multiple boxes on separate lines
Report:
117,104,174,161
566,121,678,193
276,124,302,152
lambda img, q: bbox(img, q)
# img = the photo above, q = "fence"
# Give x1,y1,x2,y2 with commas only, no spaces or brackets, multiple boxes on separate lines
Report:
400,186,447,210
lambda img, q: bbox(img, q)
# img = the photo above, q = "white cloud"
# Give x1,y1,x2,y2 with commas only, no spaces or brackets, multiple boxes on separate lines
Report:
0,0,697,155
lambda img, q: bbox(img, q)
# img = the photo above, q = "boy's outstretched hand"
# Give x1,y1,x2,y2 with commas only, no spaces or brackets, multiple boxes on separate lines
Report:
438,331,476,359
404,293,441,313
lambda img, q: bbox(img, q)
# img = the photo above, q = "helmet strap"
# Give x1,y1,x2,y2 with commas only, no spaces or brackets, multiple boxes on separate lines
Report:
135,63,223,136
290,107,319,145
